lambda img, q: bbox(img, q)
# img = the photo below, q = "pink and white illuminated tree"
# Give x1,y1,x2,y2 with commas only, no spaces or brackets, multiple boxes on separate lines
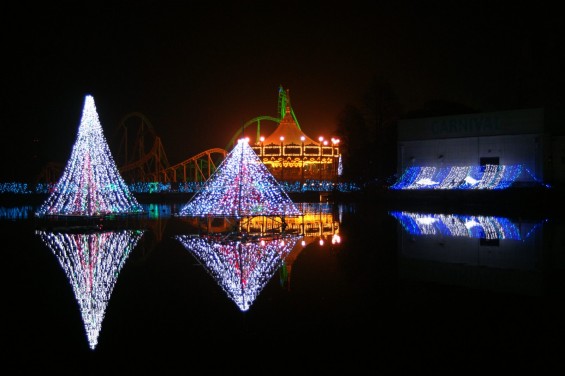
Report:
178,138,302,218
35,95,143,217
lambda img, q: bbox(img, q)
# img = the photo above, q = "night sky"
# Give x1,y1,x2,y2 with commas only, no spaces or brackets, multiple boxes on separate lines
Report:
2,1,563,182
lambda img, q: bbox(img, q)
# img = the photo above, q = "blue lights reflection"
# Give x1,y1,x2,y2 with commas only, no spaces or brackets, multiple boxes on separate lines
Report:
389,211,546,240
0,205,34,220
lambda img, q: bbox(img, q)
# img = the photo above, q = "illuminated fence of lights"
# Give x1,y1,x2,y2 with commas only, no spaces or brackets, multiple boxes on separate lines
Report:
36,229,145,350
35,95,143,217
1,180,362,195
175,234,302,311
389,164,543,190
389,211,527,240
178,138,302,218
0,182,34,194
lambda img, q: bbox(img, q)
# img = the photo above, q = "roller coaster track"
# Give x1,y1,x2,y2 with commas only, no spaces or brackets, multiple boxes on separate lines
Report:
37,112,228,184
226,115,280,150
159,147,227,183
112,111,228,183
224,86,299,150
37,86,294,184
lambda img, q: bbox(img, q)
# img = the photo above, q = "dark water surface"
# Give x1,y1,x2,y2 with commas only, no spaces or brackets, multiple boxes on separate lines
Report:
4,200,565,374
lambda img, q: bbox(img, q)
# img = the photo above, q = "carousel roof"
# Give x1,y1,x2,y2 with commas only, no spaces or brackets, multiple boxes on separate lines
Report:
261,91,319,146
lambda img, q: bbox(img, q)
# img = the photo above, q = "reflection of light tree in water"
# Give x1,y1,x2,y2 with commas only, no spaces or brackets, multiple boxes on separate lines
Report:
176,234,302,311
36,229,145,349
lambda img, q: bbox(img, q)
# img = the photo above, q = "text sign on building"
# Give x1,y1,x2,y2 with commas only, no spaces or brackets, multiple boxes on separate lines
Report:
398,108,544,141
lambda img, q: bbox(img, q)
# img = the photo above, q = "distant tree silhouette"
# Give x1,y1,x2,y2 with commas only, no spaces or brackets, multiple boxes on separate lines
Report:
362,76,403,182
510,21,565,111
336,104,370,184
336,76,402,185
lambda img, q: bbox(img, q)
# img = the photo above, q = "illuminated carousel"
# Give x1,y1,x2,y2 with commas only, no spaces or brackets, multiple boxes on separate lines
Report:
248,87,342,184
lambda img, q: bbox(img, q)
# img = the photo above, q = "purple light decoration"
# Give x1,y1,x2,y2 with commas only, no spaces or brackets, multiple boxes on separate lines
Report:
177,138,302,218
36,229,145,349
35,95,143,217
175,234,302,311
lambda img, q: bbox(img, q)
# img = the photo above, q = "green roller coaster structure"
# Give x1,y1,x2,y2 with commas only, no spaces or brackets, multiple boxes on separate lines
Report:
36,86,309,184
225,85,301,150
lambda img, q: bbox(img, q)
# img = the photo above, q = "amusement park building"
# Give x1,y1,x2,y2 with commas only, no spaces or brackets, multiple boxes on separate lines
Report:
248,88,341,183
396,107,565,187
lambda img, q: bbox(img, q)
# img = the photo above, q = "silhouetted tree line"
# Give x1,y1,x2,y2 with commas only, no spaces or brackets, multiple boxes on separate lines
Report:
335,75,479,188
336,75,401,187
336,21,565,188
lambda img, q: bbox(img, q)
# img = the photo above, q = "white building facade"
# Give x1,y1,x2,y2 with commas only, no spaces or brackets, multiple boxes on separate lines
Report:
397,108,564,186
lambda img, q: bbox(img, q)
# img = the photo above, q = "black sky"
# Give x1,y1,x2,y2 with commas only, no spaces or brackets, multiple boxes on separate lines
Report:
2,1,563,181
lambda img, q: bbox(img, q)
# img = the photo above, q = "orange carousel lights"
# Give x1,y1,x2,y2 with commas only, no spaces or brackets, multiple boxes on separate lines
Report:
250,89,341,183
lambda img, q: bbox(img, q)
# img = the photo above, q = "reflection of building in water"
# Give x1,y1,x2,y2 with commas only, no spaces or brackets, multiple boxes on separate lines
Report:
35,229,145,349
241,202,340,238
180,202,341,241
389,211,541,240
0,205,34,220
390,211,547,295
177,202,343,306
175,234,303,311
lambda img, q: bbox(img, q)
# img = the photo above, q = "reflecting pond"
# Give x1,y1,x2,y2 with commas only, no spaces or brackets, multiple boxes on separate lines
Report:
3,200,564,373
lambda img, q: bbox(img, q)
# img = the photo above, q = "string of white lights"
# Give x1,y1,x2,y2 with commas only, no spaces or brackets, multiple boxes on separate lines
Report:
178,138,302,218
390,211,523,240
391,164,528,190
175,234,301,311
36,229,144,349
35,95,143,217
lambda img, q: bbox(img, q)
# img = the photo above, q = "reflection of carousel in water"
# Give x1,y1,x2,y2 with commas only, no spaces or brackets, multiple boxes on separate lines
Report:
175,233,303,311
176,203,343,310
35,228,145,349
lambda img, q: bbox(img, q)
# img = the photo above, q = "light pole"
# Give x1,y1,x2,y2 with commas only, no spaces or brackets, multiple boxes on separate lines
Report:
318,136,324,183
280,136,285,182
331,138,340,185
300,136,305,187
